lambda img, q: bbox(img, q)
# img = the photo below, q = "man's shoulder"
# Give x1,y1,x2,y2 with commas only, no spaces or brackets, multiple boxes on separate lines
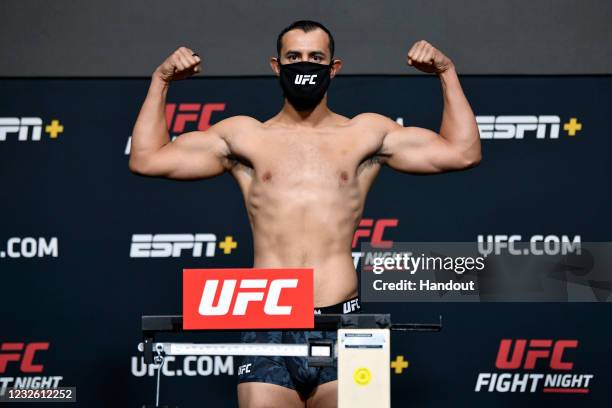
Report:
209,115,262,138
350,112,401,132
214,115,262,129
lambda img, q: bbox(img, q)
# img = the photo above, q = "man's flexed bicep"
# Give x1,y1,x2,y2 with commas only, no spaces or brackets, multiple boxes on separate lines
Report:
132,128,229,180
129,47,252,180
380,123,479,174
129,116,242,180
378,39,482,174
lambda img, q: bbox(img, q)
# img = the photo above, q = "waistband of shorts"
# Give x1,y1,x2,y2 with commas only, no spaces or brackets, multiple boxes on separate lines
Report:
314,296,361,315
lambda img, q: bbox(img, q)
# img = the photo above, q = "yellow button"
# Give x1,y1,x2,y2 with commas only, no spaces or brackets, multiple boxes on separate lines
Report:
353,367,372,386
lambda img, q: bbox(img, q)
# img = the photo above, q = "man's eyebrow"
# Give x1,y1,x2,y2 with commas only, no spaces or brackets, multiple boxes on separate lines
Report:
285,50,327,56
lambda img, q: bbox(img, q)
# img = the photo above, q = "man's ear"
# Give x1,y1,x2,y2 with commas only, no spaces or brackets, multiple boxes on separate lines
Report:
330,58,342,78
270,57,280,76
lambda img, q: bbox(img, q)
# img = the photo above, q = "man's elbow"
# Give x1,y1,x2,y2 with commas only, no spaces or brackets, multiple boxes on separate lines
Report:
128,155,152,176
460,135,482,169
455,147,482,170
128,156,141,174
463,150,482,169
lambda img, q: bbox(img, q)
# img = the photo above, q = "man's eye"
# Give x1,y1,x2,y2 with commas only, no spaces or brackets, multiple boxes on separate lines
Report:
289,55,298,60
313,56,321,61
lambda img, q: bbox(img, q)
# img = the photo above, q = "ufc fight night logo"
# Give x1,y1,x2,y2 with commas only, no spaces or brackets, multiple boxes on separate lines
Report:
0,343,48,373
183,268,314,329
352,219,398,249
475,339,594,394
0,342,64,397
352,218,399,269
294,75,317,85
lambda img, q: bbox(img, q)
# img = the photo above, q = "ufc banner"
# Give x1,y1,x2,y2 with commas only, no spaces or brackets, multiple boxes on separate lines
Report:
1,75,611,407
183,268,314,329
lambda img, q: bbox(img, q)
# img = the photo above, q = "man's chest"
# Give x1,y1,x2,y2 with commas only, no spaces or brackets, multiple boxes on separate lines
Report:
228,128,384,175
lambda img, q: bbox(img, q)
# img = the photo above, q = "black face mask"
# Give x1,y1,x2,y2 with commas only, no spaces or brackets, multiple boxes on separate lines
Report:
277,61,333,111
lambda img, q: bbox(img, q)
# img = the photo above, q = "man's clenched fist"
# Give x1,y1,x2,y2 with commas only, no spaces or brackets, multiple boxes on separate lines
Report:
407,40,453,74
154,46,202,82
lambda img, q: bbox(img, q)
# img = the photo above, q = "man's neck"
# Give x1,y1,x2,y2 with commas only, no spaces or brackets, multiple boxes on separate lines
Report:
275,97,334,128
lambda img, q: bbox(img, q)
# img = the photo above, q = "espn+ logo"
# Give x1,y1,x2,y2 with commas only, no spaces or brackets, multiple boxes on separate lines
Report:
0,118,63,142
183,268,314,330
130,234,217,258
475,116,582,139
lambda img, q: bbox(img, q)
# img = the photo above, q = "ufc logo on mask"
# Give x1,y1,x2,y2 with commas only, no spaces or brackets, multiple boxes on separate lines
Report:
294,74,318,85
183,268,314,329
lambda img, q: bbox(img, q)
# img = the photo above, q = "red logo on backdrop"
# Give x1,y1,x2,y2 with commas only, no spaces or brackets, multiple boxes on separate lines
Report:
496,339,577,370
352,218,398,249
166,103,226,132
183,268,314,330
475,338,593,394
0,342,48,373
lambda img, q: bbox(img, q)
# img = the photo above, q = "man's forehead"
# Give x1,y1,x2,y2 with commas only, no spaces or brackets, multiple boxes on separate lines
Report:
281,28,330,54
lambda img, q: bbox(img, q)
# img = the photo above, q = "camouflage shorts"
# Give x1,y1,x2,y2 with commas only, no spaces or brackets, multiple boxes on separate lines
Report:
237,296,360,398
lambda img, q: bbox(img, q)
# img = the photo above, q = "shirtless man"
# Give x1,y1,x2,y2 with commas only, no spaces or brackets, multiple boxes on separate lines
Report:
129,20,480,408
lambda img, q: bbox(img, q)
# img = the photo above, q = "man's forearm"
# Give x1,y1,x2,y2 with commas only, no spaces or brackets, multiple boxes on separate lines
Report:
129,73,171,168
437,66,481,161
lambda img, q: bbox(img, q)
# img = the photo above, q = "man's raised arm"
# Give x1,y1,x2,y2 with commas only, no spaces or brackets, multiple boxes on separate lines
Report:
128,46,233,180
378,40,481,174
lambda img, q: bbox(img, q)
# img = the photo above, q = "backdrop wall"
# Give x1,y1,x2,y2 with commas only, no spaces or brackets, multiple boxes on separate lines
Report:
1,0,612,77
1,75,611,406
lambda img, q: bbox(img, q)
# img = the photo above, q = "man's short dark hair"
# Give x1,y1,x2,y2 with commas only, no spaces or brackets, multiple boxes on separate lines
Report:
277,20,335,59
